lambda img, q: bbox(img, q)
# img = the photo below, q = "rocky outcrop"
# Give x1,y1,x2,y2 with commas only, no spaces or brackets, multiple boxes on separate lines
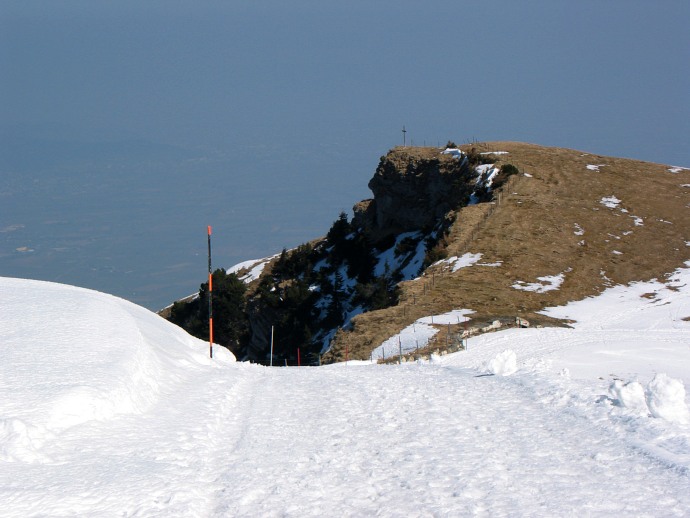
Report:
353,147,477,241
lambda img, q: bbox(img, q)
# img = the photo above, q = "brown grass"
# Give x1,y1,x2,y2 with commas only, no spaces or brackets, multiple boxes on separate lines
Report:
322,142,690,363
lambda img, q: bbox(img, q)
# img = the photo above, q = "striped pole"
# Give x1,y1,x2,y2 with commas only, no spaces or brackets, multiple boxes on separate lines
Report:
207,226,213,359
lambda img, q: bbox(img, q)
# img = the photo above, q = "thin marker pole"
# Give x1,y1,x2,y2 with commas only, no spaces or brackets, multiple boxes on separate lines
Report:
270,325,274,367
207,225,213,359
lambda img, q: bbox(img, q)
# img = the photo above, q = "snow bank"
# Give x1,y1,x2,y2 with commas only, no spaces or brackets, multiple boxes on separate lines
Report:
645,374,690,424
485,349,517,376
0,277,230,453
609,380,648,415
611,374,690,424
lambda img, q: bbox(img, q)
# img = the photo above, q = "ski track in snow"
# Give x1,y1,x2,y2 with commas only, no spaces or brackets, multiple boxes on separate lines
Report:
212,365,690,517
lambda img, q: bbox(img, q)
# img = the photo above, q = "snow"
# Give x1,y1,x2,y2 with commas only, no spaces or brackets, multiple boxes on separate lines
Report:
373,231,426,280
228,256,273,283
485,349,518,376
371,309,475,360
371,322,438,360
437,252,483,272
601,195,621,208
417,308,475,325
587,164,606,171
574,223,585,235
475,163,499,185
631,214,644,226
513,272,565,293
441,147,465,159
645,373,690,424
2,265,690,516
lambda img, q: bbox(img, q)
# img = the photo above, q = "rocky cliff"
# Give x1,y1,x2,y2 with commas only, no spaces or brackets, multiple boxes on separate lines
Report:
353,147,479,241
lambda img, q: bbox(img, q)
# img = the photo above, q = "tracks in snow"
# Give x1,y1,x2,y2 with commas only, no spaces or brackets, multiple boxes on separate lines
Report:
211,364,690,517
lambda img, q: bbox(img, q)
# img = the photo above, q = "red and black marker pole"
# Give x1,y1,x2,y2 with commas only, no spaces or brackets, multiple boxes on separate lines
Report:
207,225,213,359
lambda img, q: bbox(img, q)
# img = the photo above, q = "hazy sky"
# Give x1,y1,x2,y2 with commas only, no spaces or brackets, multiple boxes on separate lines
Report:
2,1,689,308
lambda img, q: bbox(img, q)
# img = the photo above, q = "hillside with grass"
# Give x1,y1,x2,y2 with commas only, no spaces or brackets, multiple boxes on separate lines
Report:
166,142,690,365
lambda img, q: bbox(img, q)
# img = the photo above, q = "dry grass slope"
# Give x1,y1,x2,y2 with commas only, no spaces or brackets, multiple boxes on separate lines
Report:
323,142,690,362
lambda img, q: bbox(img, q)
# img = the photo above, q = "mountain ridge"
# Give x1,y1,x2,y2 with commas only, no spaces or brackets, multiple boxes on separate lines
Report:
324,141,689,362
165,141,690,364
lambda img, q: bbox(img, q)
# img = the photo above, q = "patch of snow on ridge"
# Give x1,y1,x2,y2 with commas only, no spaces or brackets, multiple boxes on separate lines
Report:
513,273,565,293
372,322,437,361
417,308,474,325
587,164,606,172
668,166,689,173
451,252,482,271
573,223,584,236
229,256,275,283
600,195,621,209
441,148,465,159
436,252,482,272
373,309,475,360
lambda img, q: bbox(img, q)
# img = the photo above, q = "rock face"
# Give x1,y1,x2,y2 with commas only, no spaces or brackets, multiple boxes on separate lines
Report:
353,147,477,241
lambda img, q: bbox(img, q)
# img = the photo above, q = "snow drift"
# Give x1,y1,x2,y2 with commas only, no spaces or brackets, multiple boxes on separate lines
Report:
0,277,233,463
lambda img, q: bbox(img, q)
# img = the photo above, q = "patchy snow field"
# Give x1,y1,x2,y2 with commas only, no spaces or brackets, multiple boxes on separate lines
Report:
1,266,690,516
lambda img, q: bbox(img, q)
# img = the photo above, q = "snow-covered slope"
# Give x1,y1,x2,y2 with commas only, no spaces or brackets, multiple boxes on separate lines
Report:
1,274,689,516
